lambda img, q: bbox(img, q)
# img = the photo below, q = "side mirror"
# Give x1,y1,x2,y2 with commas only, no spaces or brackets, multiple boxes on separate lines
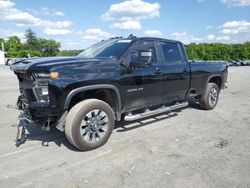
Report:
130,51,153,68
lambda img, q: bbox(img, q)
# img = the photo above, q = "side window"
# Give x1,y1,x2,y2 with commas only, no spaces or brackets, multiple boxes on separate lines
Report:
131,41,157,63
160,42,182,64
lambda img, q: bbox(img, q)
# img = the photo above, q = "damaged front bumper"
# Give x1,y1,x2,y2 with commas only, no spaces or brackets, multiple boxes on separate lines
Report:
16,95,67,133
17,95,61,122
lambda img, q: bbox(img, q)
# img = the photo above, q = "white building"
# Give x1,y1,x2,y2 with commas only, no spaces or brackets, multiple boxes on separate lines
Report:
0,50,6,64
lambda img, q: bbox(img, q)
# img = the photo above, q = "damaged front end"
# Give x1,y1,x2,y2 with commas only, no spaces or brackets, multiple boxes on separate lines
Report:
9,57,81,146
13,70,66,145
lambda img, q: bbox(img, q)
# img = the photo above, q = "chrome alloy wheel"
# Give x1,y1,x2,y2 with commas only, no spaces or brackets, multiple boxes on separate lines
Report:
208,88,218,107
80,109,109,143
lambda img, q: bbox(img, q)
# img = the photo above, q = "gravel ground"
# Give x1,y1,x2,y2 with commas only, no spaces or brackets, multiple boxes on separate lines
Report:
0,66,250,188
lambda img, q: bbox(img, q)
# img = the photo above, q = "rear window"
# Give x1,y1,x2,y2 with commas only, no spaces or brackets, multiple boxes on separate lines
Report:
160,42,182,64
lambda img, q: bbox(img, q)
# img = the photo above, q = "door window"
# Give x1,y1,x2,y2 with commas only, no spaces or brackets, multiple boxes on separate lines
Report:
130,41,157,63
160,42,182,64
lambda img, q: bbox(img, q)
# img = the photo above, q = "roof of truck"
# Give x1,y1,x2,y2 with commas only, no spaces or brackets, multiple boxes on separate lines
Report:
109,35,183,44
136,37,181,43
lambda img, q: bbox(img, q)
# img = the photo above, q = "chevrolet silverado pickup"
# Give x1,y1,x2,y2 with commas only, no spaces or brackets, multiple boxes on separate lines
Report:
11,35,228,151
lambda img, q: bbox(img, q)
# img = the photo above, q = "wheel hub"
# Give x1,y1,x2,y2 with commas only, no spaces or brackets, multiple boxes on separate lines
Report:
209,88,218,107
80,109,109,143
90,120,100,131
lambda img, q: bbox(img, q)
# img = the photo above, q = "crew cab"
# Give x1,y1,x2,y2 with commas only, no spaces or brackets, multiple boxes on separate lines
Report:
11,35,228,151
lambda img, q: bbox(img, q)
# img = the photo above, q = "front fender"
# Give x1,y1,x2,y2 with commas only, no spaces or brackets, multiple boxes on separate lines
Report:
63,84,122,121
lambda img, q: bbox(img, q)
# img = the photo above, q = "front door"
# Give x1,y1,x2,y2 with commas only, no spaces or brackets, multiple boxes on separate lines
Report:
119,40,163,112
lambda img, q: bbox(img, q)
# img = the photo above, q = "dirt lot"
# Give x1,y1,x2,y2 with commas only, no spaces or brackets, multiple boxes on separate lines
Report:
0,65,250,188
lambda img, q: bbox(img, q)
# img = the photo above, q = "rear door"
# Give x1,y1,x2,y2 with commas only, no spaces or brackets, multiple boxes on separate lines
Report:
158,41,190,103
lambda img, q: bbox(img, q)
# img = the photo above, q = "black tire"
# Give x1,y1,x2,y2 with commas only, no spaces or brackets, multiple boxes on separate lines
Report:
65,99,115,151
199,83,220,110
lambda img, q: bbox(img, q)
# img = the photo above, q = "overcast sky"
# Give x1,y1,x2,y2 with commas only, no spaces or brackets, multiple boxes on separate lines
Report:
0,0,250,49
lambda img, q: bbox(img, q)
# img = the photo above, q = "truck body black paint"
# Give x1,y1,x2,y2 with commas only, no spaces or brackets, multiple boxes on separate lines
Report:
11,36,228,150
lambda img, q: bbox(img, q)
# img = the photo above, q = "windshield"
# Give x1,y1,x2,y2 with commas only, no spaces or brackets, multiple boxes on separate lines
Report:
77,39,132,59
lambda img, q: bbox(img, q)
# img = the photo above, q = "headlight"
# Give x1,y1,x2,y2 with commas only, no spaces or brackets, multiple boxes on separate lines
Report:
33,73,50,78
32,72,59,103
33,72,59,79
34,87,49,103
33,74,50,103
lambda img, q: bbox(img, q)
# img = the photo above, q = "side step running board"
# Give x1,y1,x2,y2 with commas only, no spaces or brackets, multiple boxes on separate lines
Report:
124,101,189,121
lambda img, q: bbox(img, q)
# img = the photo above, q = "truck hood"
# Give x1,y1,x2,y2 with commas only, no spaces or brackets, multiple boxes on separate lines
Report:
10,57,108,72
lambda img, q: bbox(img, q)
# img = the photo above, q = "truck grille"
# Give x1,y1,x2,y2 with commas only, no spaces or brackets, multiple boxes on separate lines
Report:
16,72,37,103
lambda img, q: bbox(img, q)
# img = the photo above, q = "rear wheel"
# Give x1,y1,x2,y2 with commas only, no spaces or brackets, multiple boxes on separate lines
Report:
199,83,219,110
65,99,115,151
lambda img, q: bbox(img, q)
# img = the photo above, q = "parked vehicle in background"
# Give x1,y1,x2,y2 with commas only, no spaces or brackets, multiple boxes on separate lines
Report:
4,58,11,66
5,58,28,66
226,61,233,67
239,60,246,66
230,60,241,66
11,35,228,151
245,60,250,66
242,60,250,66
226,60,250,67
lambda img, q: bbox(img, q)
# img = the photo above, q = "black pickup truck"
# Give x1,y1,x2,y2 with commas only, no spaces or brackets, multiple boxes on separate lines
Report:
11,36,228,151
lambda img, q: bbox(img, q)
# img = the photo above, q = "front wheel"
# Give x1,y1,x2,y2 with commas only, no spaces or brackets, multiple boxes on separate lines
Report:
65,99,115,151
199,83,220,110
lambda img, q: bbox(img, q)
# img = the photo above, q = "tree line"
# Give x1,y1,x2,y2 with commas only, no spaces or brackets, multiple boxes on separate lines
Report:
0,29,80,57
1,29,250,60
185,42,250,61
1,29,61,57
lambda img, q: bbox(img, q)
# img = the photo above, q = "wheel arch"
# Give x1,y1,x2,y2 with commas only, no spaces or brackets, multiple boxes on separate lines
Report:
64,85,122,121
207,75,222,90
